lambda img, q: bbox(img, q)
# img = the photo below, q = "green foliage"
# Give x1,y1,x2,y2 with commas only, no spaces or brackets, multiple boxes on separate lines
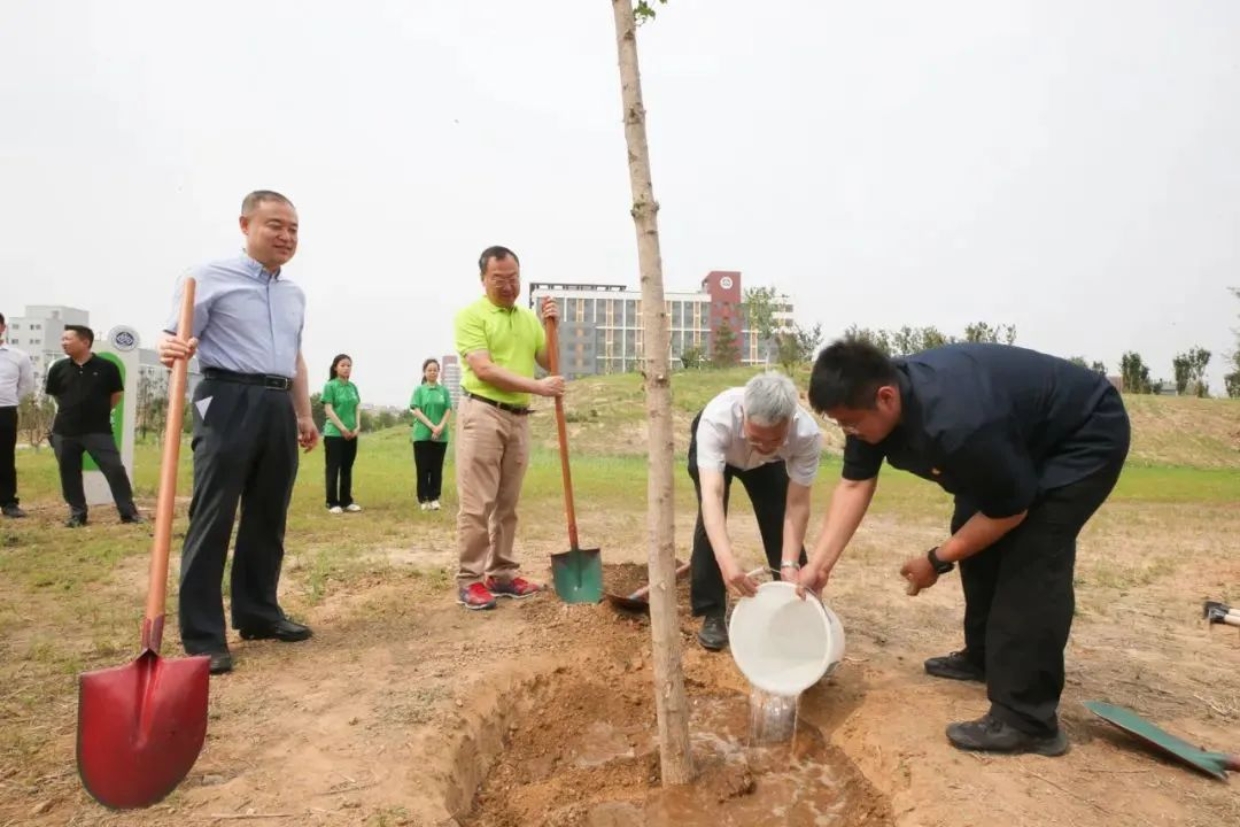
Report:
1120,351,1154,394
742,286,778,363
1068,357,1108,374
679,345,705,370
310,392,326,431
839,322,1007,356
634,0,668,23
1227,287,1240,398
711,320,740,368
16,394,55,449
1172,346,1211,397
776,323,823,373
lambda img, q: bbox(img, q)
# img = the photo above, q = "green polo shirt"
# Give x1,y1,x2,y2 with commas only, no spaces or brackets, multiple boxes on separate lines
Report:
321,378,360,437
454,296,546,407
410,382,453,443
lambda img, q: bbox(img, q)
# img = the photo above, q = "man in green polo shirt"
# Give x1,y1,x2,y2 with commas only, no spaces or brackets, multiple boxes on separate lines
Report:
454,245,564,610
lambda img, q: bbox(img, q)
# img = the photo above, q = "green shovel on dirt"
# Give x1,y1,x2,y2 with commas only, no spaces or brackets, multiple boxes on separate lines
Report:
1084,700,1240,780
544,315,602,603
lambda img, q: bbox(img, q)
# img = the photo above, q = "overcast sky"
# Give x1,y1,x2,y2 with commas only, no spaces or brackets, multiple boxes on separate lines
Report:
3,0,1237,405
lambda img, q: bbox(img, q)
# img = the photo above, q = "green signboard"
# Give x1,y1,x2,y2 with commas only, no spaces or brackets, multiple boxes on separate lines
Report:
82,352,126,472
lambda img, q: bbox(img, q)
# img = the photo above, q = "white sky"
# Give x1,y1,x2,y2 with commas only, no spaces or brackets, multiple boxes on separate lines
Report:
3,0,1237,405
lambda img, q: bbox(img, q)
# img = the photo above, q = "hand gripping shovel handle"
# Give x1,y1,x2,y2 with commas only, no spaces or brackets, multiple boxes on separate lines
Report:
544,315,579,550
142,278,195,654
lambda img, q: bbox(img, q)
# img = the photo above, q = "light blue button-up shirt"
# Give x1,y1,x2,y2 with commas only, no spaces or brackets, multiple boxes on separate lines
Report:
164,253,305,379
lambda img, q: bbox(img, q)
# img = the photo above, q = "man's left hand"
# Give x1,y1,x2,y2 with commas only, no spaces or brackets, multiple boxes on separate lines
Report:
297,416,320,452
899,554,938,596
541,297,559,321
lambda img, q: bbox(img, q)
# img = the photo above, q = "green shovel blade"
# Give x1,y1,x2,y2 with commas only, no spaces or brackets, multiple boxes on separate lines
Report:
551,548,603,604
1084,700,1231,780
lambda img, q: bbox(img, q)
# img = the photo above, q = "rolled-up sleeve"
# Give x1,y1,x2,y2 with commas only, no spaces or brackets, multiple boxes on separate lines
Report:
693,416,731,475
947,424,1038,518
786,429,823,487
842,435,885,481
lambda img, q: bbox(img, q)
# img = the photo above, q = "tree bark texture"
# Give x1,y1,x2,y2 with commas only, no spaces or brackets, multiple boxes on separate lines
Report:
610,0,694,786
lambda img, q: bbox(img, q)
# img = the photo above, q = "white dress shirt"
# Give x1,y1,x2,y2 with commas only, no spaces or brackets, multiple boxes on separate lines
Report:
694,387,824,487
0,343,35,407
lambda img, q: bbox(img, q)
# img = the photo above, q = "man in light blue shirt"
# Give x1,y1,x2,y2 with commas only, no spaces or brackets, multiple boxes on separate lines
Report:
158,190,318,676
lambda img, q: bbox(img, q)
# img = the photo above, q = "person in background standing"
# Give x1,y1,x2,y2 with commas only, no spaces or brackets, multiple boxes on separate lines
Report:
410,358,453,512
45,325,142,527
322,353,362,514
0,312,36,518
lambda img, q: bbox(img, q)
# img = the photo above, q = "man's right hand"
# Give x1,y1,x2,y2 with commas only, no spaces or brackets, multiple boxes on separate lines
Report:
536,376,566,397
794,561,829,599
720,558,760,598
158,335,198,368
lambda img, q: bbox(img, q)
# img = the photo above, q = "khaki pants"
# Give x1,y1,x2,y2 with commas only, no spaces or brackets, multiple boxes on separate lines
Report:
455,395,531,586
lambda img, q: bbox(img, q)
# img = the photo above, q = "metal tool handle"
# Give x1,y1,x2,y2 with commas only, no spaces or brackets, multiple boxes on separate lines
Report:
544,314,578,551
142,277,195,654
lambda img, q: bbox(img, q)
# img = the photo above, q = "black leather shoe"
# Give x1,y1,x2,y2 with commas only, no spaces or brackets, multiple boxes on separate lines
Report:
1,504,26,518
698,616,728,651
238,618,313,642
120,513,144,524
946,714,1069,756
924,650,985,682
206,651,233,675
65,515,88,528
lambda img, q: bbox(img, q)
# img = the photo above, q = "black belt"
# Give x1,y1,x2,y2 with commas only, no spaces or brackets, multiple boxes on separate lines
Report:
464,390,530,415
203,368,292,391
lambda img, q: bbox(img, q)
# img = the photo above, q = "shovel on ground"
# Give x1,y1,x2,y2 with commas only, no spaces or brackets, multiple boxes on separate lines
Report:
605,560,692,613
1083,701,1240,781
1203,600,1240,630
77,278,211,809
544,314,603,604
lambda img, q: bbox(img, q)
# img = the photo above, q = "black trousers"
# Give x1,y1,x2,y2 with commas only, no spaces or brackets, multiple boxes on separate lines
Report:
0,407,17,507
687,411,806,619
413,440,447,503
952,450,1129,737
179,379,298,654
324,436,358,507
50,432,138,519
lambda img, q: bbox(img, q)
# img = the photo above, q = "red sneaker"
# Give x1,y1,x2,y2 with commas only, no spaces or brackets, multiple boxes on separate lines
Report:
457,583,497,611
486,576,542,599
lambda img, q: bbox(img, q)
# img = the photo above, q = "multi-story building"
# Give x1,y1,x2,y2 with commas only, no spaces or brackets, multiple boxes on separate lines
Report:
4,305,90,385
440,354,462,407
528,271,793,379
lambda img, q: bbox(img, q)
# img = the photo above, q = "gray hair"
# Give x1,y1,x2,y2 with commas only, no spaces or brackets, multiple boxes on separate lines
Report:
743,371,800,426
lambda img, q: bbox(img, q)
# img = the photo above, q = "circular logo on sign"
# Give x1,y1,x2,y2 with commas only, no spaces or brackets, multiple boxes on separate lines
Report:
108,326,139,352
719,276,733,289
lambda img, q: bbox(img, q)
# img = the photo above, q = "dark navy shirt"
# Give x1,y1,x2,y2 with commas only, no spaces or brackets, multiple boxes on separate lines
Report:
842,344,1130,518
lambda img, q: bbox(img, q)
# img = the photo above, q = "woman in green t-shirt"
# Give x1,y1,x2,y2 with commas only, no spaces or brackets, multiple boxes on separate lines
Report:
410,358,453,511
322,354,362,513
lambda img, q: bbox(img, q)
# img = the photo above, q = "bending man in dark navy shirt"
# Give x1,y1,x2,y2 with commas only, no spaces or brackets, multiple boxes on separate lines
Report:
796,339,1130,757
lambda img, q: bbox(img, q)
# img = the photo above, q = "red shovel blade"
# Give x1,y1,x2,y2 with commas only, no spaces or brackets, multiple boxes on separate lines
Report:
77,649,211,809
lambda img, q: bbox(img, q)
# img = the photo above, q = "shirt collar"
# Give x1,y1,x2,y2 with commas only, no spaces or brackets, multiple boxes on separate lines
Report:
240,251,281,281
481,296,518,314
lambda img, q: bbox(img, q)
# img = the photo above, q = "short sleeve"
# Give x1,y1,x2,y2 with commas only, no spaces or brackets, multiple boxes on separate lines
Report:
841,435,885,481
410,385,425,410
455,307,488,356
163,271,212,338
693,415,731,475
321,382,337,406
786,425,823,487
44,362,60,396
105,362,124,394
946,424,1038,518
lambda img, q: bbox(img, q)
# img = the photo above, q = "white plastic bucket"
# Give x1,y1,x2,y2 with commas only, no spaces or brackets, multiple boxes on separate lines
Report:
728,581,846,697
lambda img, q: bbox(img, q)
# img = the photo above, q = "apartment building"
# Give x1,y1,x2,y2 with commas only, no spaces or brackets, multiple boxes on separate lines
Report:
527,270,793,379
439,353,463,407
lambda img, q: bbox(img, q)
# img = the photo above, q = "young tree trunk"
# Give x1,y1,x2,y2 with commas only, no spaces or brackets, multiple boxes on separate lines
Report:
610,0,693,786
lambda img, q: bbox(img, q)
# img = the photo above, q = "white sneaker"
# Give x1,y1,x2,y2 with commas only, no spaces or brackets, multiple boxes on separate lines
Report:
419,503,428,512
345,504,362,513
328,506,344,514
430,500,441,511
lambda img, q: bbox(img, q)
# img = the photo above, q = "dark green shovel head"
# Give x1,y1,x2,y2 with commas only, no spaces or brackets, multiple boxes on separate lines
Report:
1084,700,1238,781
551,547,602,604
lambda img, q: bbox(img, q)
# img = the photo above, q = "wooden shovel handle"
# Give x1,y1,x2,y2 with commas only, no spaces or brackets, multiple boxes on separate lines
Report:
1225,755,1240,773
142,278,195,652
627,561,692,600
544,315,578,550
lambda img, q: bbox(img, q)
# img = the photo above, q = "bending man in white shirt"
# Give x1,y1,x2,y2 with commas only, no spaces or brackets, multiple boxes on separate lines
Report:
688,371,823,650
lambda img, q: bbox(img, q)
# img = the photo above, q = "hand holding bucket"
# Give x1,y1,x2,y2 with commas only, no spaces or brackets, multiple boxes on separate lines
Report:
728,582,846,697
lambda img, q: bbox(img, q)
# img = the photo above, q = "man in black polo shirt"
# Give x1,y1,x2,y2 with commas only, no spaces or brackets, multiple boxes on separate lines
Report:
796,339,1130,757
45,325,141,527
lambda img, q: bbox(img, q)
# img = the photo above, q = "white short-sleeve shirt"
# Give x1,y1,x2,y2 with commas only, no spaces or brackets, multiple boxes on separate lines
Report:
694,387,823,487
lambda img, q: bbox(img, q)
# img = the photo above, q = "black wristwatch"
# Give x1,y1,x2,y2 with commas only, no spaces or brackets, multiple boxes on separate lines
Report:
927,547,955,575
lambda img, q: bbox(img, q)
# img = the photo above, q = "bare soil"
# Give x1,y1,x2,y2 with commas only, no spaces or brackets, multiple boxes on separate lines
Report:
3,498,1240,827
